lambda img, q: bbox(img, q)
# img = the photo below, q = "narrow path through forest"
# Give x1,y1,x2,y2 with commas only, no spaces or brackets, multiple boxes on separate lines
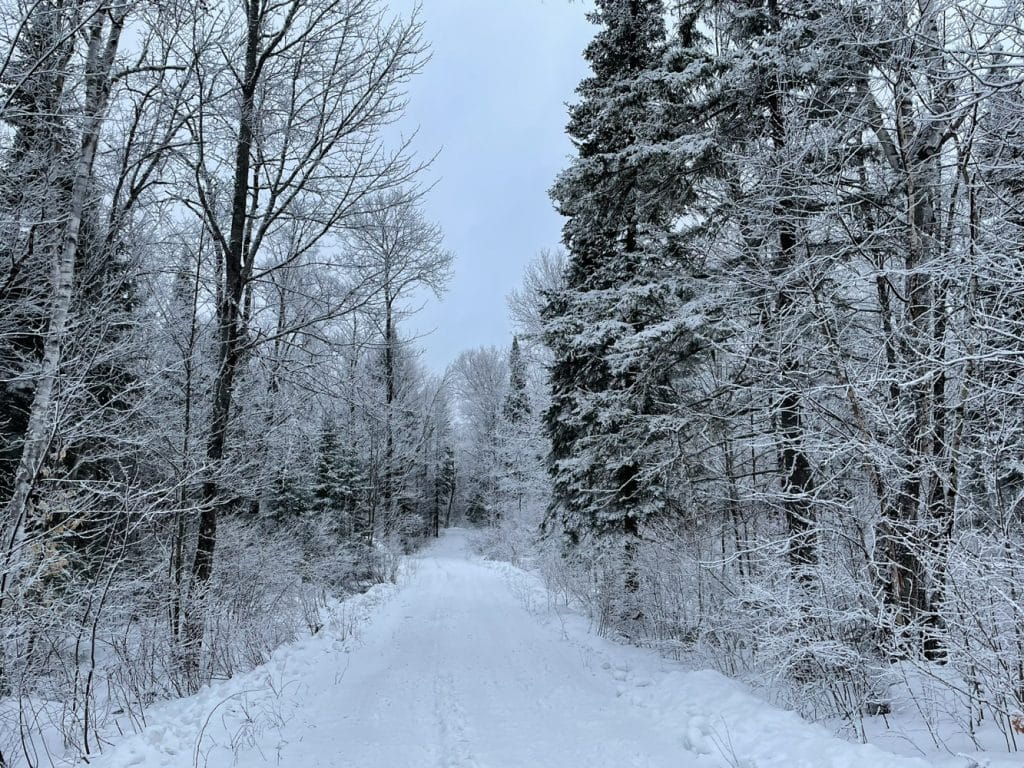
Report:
277,531,700,767
94,531,932,768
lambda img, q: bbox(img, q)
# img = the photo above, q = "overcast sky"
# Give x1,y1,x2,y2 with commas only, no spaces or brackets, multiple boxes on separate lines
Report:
392,0,595,372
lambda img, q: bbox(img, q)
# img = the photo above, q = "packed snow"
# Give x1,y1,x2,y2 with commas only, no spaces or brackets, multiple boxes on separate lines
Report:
77,530,956,768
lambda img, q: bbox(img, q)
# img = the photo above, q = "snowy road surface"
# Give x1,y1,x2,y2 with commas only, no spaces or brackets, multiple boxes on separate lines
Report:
279,533,703,768
92,531,933,768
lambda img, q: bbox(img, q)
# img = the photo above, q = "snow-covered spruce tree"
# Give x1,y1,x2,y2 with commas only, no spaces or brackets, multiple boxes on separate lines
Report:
498,337,532,517
314,418,355,527
544,0,722,628
544,0,669,607
502,337,531,426
490,336,549,562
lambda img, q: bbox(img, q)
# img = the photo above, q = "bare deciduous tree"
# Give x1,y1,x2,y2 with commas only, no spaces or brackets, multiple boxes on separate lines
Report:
175,0,428,662
344,189,452,536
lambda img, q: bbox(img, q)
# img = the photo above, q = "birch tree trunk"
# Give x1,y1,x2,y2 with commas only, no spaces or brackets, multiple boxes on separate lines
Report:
0,2,127,615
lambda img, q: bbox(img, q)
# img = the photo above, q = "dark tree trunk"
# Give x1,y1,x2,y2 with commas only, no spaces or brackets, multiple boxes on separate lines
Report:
876,45,951,659
184,0,261,675
764,13,817,573
380,296,396,539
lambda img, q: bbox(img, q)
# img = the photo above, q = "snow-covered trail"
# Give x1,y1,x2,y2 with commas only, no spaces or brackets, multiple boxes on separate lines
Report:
255,531,703,768
93,530,935,768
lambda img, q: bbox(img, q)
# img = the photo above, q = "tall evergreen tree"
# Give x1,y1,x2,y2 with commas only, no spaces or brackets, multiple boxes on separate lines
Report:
544,0,725,555
433,445,456,537
314,418,348,520
498,337,536,520
543,0,677,606
502,337,531,424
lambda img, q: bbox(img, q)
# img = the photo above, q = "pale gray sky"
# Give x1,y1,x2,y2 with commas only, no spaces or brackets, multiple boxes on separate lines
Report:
393,0,594,371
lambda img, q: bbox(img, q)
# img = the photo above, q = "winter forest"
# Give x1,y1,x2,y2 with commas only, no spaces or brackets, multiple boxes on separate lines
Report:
4,0,1024,765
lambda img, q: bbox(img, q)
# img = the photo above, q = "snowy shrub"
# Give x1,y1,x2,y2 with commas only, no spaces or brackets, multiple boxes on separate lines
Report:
476,499,545,569
921,527,1024,751
201,521,307,679
0,507,385,768
368,543,401,585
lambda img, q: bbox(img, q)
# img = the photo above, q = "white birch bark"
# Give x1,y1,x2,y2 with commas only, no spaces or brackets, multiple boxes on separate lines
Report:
0,3,128,611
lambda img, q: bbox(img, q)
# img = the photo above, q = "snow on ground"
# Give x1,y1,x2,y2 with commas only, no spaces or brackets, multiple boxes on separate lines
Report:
85,529,949,768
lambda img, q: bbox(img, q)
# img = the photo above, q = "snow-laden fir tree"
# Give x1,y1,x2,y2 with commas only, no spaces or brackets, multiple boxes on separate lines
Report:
502,337,531,425
544,0,712,616
498,336,536,523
